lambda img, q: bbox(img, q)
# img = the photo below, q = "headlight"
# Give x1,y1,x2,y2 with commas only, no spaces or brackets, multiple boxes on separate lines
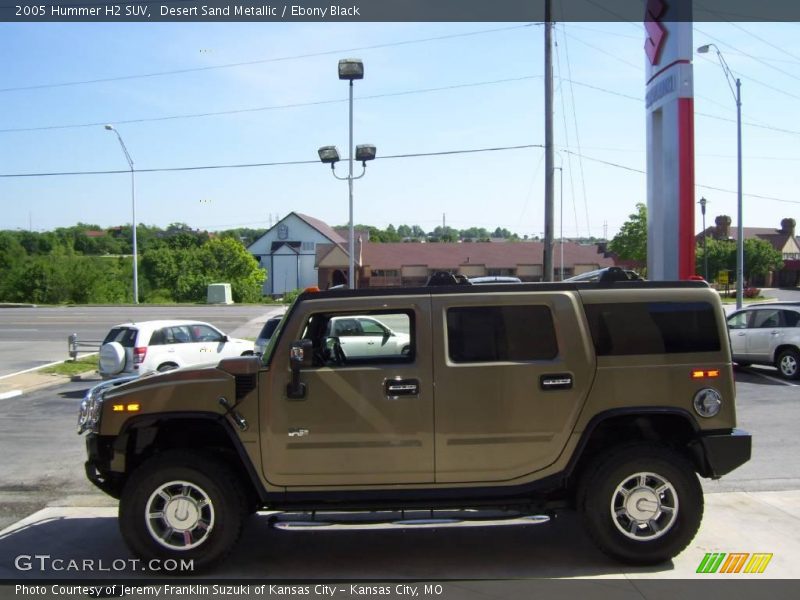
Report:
693,388,722,418
77,375,139,434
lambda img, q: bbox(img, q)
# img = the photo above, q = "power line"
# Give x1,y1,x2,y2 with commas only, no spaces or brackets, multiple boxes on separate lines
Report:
4,142,798,207
0,23,538,94
0,75,544,134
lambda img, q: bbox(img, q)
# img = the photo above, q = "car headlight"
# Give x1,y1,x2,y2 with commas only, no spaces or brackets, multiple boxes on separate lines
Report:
77,375,139,434
693,388,722,418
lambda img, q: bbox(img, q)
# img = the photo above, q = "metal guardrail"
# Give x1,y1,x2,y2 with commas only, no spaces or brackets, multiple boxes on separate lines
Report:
68,333,101,361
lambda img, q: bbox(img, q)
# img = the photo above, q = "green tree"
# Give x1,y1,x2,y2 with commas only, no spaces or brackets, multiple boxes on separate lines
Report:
744,238,784,282
609,203,647,263
696,238,735,282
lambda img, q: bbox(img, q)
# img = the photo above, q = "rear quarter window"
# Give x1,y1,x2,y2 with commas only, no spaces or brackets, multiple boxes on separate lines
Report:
446,305,558,363
102,327,138,347
584,302,721,356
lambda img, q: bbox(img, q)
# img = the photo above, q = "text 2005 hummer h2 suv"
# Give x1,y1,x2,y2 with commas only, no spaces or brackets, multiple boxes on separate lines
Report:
78,280,751,570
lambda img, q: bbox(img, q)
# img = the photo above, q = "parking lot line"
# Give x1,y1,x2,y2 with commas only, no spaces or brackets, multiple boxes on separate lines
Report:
744,368,798,387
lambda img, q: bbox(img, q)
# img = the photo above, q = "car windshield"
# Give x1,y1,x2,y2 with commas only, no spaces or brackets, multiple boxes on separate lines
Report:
260,315,287,364
258,318,281,340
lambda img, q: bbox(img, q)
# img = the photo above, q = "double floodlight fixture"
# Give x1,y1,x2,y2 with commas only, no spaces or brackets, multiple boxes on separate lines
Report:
317,144,376,169
338,58,364,81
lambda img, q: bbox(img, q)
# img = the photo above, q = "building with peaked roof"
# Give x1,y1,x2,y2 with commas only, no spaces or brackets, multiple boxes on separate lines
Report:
247,212,352,296
697,216,800,287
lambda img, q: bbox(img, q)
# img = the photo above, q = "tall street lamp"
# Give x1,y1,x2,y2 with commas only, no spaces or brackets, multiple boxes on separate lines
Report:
104,125,139,304
697,43,743,309
554,165,564,280
698,196,708,280
318,58,376,289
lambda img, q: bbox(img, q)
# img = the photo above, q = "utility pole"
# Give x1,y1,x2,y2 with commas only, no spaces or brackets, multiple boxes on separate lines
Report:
543,0,555,282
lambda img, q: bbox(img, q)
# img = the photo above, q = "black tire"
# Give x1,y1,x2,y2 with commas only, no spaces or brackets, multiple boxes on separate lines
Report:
733,360,751,368
119,451,247,572
776,348,800,380
577,444,703,565
157,363,178,373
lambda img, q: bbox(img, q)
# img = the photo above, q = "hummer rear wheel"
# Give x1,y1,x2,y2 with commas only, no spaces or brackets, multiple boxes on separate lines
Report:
577,444,703,565
119,451,246,572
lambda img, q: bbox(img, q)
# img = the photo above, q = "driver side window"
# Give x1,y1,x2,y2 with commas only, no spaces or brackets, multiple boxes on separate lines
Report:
302,312,414,367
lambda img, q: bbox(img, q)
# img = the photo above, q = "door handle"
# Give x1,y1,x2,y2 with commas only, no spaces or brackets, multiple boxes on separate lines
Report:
540,373,573,391
385,378,419,398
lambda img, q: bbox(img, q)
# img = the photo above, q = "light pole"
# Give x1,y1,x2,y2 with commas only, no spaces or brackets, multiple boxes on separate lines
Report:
104,125,138,304
317,59,376,290
554,166,564,280
698,197,708,280
697,44,743,308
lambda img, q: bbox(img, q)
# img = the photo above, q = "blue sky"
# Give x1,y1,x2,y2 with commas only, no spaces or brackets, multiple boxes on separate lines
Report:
1,20,798,239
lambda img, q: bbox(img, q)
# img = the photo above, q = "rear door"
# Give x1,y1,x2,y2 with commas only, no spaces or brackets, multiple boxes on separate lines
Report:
747,309,782,360
430,292,593,483
262,295,434,487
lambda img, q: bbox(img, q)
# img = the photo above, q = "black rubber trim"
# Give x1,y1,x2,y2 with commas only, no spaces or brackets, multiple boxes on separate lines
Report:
265,473,565,511
118,412,270,502
697,428,752,478
562,407,701,476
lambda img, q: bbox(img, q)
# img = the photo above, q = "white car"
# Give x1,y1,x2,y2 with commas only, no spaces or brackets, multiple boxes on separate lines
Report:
325,315,411,359
98,320,254,378
727,303,800,380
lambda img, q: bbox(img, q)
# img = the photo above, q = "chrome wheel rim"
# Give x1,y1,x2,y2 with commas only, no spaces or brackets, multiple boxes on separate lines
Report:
780,354,798,377
610,472,678,541
145,480,215,550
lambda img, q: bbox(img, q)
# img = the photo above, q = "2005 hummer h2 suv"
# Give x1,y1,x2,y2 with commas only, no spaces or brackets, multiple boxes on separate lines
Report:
78,280,751,570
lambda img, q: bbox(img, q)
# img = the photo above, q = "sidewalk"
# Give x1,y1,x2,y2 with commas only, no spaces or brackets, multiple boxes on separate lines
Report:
0,370,100,399
0,491,797,579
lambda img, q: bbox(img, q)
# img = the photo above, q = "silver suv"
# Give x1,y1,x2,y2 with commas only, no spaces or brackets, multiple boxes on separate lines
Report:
727,303,800,379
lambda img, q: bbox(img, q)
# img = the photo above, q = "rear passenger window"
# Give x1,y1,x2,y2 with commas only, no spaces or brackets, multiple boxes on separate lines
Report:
584,302,720,356
446,306,558,363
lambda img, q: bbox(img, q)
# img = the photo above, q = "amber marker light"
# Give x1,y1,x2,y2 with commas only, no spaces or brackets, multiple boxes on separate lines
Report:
691,369,720,379
126,403,141,412
112,404,124,412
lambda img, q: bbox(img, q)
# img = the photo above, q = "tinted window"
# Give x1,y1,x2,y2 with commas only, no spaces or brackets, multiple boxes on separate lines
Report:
103,327,137,347
584,302,720,356
782,310,800,327
446,305,558,363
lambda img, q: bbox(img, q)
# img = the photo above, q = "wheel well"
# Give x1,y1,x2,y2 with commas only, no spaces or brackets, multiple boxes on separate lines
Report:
157,362,179,370
122,417,261,509
567,414,698,498
774,344,799,361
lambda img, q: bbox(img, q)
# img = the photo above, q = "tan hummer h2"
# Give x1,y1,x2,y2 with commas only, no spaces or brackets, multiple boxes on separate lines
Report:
78,280,751,570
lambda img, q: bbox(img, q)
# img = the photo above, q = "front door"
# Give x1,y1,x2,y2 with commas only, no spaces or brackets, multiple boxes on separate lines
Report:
262,296,434,487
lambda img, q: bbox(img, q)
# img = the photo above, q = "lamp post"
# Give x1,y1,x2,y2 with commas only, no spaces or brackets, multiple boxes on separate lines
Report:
104,125,138,304
554,166,564,280
317,59,376,290
698,197,708,280
697,44,743,309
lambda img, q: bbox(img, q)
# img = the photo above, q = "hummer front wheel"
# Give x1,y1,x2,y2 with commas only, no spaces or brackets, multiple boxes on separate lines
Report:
119,451,246,572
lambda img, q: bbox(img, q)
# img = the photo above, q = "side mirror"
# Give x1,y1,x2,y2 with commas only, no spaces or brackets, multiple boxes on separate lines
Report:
287,339,313,399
